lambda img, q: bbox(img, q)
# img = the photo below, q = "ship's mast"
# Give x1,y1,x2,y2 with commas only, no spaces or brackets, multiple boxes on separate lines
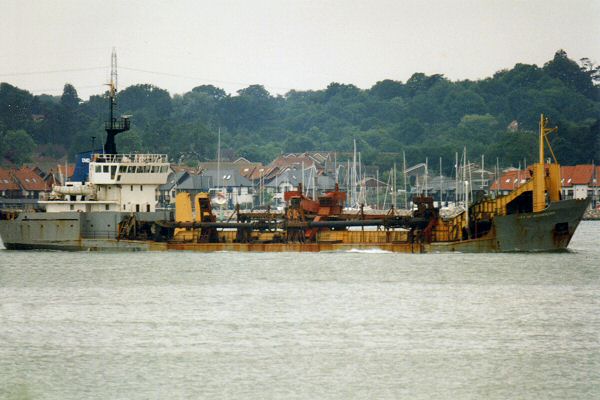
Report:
104,48,130,155
539,114,558,164
110,48,117,126
533,114,559,212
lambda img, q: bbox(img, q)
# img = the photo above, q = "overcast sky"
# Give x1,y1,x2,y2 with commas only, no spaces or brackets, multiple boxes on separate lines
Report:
2,0,599,99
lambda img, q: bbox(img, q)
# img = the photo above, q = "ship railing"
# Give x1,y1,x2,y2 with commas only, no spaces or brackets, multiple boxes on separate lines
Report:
93,153,169,164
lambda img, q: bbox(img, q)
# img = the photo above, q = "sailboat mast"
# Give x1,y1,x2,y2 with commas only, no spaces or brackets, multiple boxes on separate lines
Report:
455,152,458,205
217,127,221,191
481,154,484,193
439,156,443,206
425,157,428,197
496,157,500,197
402,151,407,209
393,162,397,210
352,139,357,207
358,151,362,204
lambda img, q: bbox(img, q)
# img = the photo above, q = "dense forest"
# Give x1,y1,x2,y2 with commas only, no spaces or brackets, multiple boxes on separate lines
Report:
0,50,599,173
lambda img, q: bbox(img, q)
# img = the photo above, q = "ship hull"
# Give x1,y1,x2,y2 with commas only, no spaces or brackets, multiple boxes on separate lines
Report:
0,211,171,252
429,198,589,253
0,199,589,253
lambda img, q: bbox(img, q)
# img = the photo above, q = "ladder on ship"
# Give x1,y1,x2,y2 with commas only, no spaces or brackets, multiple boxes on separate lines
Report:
118,214,136,240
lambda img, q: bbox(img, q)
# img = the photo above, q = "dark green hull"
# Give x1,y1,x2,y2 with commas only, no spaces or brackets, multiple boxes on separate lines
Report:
494,198,589,252
430,199,589,253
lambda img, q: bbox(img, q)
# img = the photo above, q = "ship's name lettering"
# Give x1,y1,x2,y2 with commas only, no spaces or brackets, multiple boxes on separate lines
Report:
517,211,556,220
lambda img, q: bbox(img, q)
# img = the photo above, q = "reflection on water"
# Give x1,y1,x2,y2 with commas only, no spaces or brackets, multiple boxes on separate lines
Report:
0,222,599,399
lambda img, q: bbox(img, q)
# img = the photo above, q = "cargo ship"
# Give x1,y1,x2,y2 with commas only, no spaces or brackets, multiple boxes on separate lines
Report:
0,58,589,252
0,108,589,253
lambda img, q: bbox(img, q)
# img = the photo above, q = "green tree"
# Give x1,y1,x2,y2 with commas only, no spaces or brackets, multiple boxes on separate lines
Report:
118,84,172,115
0,83,34,130
544,50,596,99
58,83,81,148
1,129,36,165
370,79,405,100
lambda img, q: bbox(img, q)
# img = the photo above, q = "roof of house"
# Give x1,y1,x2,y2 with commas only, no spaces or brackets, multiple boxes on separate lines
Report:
12,167,47,191
176,174,213,191
489,168,532,191
0,168,19,191
560,165,597,187
465,164,600,192
244,165,279,181
171,164,201,174
269,154,317,170
57,164,75,178
198,160,262,172
200,168,253,188
159,171,190,191
263,166,335,190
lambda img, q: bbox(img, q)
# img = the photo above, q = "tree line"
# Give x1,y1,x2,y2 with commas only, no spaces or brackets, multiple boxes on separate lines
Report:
0,49,598,173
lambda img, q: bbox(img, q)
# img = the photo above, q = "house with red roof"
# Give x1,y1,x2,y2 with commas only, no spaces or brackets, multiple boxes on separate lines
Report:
11,167,47,199
560,165,600,201
0,168,20,198
490,164,600,205
489,168,532,196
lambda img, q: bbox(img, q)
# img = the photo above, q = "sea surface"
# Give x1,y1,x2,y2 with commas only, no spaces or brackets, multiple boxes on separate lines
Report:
1,222,599,399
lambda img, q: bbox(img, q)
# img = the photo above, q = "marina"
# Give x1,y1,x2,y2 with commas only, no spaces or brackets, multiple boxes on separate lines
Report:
0,109,590,253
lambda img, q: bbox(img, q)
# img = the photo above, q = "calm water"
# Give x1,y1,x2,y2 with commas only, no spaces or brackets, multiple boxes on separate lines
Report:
1,222,599,399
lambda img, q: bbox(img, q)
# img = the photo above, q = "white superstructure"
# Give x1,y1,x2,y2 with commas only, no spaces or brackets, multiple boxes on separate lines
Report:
43,153,170,213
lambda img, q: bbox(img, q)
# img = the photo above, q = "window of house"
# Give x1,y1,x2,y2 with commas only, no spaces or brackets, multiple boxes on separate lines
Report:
140,185,143,191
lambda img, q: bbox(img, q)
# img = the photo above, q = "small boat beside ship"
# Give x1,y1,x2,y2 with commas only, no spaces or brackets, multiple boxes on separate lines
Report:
0,57,589,253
